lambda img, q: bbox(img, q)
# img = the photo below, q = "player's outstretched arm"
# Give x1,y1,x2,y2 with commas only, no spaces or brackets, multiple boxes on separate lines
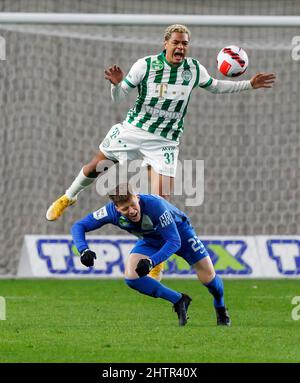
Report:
250,72,276,89
199,62,276,94
104,64,124,85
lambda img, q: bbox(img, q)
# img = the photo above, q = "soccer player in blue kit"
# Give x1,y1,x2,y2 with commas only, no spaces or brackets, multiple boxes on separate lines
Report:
71,184,231,326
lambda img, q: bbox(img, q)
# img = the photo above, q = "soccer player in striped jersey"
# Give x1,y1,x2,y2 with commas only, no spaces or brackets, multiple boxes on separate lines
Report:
46,24,275,278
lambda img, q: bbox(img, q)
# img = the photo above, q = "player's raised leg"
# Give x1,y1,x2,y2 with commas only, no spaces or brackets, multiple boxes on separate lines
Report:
125,253,191,326
193,256,231,326
46,150,114,221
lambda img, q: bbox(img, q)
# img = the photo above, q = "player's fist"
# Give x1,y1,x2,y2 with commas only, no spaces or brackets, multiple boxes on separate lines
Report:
135,259,153,277
80,249,97,267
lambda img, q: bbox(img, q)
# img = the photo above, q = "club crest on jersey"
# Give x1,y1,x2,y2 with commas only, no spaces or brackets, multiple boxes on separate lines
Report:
152,59,164,71
181,69,192,82
119,216,131,227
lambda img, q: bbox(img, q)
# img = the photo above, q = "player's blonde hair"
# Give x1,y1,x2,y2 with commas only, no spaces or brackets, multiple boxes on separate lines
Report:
108,183,135,205
164,24,191,41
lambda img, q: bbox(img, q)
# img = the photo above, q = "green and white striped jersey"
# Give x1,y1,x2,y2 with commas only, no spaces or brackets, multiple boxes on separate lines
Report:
122,51,213,142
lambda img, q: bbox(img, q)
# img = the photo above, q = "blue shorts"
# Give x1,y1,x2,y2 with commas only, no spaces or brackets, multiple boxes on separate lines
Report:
130,224,209,266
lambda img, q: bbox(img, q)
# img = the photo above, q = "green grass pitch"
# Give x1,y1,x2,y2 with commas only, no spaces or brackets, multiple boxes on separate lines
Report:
0,279,299,363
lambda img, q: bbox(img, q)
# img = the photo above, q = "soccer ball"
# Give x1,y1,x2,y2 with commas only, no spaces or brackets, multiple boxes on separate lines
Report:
217,45,249,77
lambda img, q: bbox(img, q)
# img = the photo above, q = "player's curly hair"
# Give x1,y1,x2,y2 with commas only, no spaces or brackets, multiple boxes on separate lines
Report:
164,24,191,41
108,183,135,205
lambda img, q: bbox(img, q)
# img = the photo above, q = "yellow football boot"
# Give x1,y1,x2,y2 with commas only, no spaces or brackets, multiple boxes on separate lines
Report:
46,194,77,221
149,262,164,281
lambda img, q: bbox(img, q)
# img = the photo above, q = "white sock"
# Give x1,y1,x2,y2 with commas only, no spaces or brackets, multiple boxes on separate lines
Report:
65,168,96,199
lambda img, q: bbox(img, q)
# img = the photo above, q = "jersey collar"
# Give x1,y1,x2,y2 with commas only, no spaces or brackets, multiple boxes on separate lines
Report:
118,195,144,226
159,50,185,69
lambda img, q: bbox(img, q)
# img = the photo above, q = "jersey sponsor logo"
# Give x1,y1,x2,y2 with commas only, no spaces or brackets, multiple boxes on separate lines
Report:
143,104,183,120
181,69,192,81
93,206,108,220
151,59,164,71
156,83,168,98
159,210,173,228
149,83,189,100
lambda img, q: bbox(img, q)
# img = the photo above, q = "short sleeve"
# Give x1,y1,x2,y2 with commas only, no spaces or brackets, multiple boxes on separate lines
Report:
124,58,147,88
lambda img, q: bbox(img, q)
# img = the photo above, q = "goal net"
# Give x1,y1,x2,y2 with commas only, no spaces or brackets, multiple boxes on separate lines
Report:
0,0,299,274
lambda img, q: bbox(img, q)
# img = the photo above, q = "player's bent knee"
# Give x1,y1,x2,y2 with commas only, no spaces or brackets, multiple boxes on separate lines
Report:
193,267,215,284
200,271,216,284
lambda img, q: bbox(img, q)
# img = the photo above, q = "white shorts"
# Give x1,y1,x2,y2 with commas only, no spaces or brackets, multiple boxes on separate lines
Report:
99,123,179,177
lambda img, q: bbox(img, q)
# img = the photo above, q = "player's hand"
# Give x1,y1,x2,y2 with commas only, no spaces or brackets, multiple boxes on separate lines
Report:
80,249,97,267
104,65,124,85
135,259,153,277
250,73,276,89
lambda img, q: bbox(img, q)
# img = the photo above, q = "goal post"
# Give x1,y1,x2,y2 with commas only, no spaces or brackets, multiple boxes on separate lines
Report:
0,13,300,26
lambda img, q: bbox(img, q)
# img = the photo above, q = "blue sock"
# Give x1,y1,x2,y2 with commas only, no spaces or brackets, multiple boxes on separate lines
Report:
204,275,225,308
125,276,182,304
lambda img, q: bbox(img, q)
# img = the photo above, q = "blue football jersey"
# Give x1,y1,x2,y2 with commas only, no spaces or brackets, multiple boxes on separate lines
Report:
71,194,191,265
